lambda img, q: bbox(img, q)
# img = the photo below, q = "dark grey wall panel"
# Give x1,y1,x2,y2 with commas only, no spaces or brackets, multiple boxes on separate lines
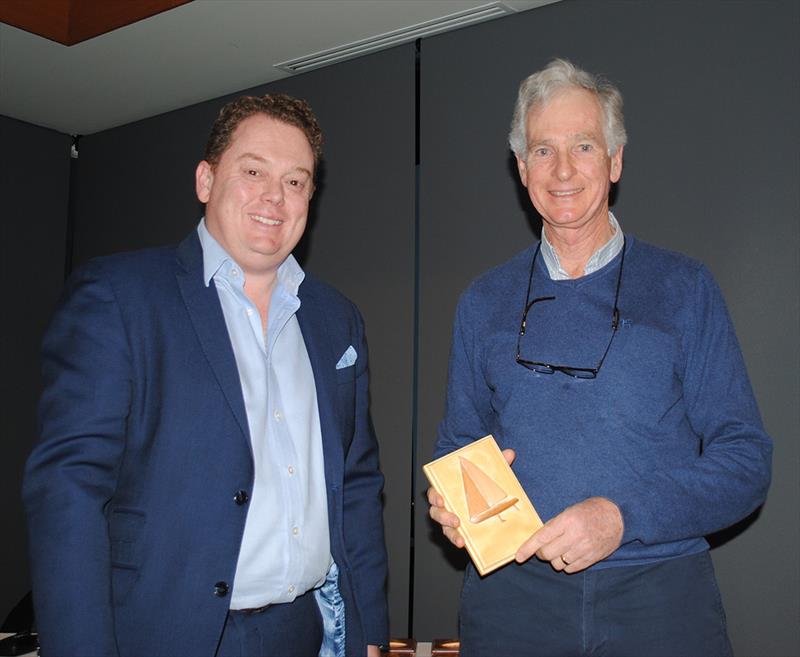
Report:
415,2,799,655
0,115,72,620
70,45,416,636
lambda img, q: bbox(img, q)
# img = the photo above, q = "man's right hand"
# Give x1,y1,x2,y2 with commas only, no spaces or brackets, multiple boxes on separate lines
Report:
427,448,516,549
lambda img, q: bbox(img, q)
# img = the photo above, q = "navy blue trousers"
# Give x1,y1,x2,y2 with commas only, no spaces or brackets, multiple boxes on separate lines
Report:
459,551,732,657
216,591,323,657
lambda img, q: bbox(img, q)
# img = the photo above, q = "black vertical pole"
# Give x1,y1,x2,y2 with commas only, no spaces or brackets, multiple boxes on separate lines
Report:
64,135,80,280
407,36,422,640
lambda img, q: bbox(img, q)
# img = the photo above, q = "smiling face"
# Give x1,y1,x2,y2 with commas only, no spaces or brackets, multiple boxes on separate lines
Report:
516,87,623,239
195,114,315,280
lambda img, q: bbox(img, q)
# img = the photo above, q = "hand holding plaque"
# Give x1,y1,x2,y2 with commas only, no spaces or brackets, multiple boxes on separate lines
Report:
424,435,543,575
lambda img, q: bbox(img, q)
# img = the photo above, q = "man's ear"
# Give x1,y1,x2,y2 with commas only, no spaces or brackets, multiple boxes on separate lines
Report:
515,153,529,188
610,146,624,183
195,161,213,203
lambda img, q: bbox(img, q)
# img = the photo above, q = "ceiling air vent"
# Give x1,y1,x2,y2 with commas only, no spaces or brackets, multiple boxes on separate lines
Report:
275,2,516,73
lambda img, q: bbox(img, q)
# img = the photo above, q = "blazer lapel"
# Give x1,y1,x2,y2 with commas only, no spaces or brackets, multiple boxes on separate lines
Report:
174,232,249,442
297,281,343,483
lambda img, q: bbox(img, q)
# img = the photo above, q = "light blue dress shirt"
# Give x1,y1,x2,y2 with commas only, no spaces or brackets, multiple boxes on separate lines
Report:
197,220,331,610
540,211,624,279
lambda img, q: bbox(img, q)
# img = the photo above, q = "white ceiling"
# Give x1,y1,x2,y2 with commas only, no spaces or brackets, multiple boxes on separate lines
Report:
0,0,558,136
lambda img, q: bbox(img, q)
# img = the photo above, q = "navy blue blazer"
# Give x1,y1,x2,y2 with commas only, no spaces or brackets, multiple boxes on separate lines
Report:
23,231,389,656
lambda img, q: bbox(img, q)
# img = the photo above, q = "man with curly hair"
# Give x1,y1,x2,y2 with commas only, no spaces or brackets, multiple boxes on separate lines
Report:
24,94,388,657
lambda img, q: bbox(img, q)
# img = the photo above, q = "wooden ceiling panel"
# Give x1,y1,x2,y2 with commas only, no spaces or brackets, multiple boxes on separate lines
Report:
0,0,192,46
0,0,71,44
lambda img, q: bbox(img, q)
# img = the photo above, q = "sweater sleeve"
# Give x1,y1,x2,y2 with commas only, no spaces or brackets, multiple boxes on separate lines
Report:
434,290,495,459
612,265,772,546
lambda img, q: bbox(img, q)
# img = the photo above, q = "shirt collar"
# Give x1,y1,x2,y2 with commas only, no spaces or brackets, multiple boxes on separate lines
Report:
196,218,305,294
540,211,624,280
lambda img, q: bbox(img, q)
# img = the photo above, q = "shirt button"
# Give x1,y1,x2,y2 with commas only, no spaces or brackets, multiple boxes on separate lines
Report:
231,269,239,277
214,581,229,597
292,527,299,536
245,308,253,316
288,585,295,594
287,465,295,475
274,410,282,422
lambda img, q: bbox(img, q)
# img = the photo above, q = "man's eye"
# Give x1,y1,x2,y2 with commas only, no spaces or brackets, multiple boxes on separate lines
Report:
246,169,260,176
534,148,549,157
577,144,593,152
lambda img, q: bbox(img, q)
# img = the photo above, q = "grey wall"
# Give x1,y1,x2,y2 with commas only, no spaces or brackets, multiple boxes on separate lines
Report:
0,115,72,619
414,2,799,656
3,1,797,655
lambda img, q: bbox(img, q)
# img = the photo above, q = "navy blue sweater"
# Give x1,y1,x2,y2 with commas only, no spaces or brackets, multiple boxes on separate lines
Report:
435,235,772,567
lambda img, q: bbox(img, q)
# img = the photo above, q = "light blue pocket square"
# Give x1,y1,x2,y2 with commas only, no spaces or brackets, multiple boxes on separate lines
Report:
335,345,357,370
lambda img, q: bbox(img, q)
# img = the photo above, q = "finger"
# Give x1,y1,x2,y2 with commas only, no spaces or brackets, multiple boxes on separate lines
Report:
443,526,465,549
429,505,460,529
502,448,516,466
516,528,548,562
533,524,572,563
426,486,443,507
517,513,570,561
562,557,585,574
561,550,596,573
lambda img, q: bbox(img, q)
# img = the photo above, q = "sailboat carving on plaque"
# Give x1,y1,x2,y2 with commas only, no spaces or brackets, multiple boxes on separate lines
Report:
459,456,519,523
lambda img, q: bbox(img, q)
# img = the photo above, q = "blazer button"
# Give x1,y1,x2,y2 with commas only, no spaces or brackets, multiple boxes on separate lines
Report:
214,581,229,597
233,490,249,505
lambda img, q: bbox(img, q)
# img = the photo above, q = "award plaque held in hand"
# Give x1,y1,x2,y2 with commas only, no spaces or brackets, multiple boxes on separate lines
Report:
424,435,543,575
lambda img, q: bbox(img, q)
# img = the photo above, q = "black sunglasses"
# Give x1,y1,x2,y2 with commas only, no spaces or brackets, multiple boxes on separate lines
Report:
515,237,625,379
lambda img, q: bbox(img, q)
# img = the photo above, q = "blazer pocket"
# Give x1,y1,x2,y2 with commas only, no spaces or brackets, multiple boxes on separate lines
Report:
335,364,356,384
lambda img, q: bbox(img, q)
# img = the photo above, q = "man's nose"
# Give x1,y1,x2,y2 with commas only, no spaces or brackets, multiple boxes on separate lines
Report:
555,152,576,181
261,178,284,204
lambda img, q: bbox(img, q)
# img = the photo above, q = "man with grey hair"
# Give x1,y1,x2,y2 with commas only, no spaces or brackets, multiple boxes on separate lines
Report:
428,58,771,656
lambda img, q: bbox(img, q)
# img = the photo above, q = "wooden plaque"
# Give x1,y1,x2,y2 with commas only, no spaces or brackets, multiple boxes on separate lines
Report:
423,435,543,575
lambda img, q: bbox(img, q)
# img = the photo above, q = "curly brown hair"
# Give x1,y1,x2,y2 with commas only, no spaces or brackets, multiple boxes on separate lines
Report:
204,93,323,168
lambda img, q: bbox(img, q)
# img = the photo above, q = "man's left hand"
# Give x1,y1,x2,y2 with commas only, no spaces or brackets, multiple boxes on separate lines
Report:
515,497,624,573
368,644,381,657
